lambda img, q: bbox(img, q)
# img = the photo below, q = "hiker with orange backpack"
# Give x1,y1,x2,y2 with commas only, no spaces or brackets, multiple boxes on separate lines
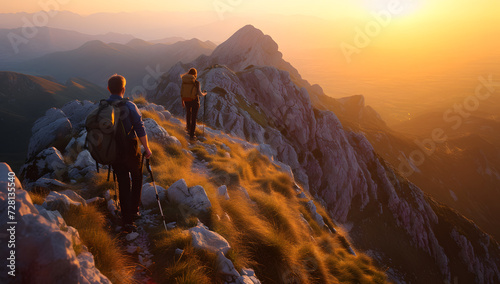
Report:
86,74,152,231
180,68,207,140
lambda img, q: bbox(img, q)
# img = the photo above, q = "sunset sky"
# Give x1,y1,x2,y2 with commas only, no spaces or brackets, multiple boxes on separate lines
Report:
2,0,499,123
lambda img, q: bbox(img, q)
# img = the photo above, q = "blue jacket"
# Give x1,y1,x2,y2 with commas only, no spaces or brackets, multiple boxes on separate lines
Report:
107,95,146,138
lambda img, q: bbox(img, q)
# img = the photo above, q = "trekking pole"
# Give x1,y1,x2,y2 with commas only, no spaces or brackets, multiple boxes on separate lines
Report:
145,156,168,231
203,92,207,136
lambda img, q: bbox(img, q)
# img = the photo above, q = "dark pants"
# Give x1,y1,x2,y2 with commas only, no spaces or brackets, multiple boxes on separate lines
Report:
185,100,200,137
112,138,142,225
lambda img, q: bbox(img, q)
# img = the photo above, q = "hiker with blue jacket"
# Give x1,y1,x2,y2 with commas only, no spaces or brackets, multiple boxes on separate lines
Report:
106,74,152,230
181,68,207,140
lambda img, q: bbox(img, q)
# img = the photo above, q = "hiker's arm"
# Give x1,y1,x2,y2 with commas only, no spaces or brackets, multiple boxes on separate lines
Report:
129,102,152,158
139,135,152,159
197,81,207,96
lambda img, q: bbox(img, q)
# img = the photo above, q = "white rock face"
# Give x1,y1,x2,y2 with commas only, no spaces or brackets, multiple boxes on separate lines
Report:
141,182,166,207
28,108,72,160
188,222,231,255
0,163,110,284
43,191,85,212
143,118,181,147
167,179,212,214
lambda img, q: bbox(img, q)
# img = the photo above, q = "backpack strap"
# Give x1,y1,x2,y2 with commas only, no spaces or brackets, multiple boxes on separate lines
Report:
96,161,99,173
107,165,111,182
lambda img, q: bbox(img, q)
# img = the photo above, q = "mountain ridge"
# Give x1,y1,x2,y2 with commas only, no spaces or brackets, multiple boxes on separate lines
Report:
149,25,500,283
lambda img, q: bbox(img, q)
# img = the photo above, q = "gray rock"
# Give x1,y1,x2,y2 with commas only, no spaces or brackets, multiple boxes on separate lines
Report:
188,222,231,255
141,183,166,207
217,185,230,200
167,179,212,214
162,110,172,121
73,150,96,169
33,178,67,189
43,191,84,212
217,251,240,281
61,100,96,131
28,108,72,160
21,147,67,183
0,163,110,284
60,190,87,206
143,118,181,147
237,268,261,284
306,200,326,228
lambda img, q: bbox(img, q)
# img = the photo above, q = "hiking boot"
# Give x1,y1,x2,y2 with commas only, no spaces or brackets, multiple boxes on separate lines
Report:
122,223,137,233
132,211,141,221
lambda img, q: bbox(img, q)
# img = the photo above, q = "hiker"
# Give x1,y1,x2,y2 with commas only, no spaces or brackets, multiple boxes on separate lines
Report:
106,74,152,229
181,68,207,140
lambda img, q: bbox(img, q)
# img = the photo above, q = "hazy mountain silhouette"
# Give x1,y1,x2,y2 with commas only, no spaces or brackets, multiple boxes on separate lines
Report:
0,26,134,62
9,38,216,89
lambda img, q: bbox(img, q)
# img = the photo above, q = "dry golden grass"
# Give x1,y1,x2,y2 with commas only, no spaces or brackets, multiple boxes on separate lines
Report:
126,98,388,283
62,205,135,284
133,96,148,106
28,190,46,205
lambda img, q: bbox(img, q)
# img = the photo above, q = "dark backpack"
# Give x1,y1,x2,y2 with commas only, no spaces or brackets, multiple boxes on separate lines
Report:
85,98,129,167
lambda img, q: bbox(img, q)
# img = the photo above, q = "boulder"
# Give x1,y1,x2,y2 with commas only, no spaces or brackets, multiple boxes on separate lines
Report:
61,100,96,131
141,183,166,207
162,110,172,121
188,222,231,255
217,251,240,281
43,191,84,212
32,178,67,189
28,108,72,160
0,163,110,284
143,118,181,147
21,147,67,183
60,190,87,206
73,150,95,169
167,179,212,214
217,185,230,200
65,130,87,160
237,268,261,284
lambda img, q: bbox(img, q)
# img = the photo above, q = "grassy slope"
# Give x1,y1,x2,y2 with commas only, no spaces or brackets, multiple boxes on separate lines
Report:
27,99,389,283
137,106,389,283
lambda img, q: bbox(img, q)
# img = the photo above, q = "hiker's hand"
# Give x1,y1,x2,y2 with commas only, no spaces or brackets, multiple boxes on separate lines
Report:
182,101,185,108
144,148,152,159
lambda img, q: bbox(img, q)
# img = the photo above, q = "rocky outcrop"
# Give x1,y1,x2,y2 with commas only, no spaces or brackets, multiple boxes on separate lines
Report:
143,118,181,147
150,25,500,283
141,183,166,207
0,163,110,284
28,108,72,160
167,179,212,215
188,222,231,255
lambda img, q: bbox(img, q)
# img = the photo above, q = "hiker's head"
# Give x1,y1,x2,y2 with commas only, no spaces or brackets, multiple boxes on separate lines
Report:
188,68,197,78
108,74,126,95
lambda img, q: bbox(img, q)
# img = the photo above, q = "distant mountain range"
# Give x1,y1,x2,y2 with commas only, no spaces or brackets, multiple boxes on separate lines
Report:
0,26,135,62
8,37,216,89
0,71,107,171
